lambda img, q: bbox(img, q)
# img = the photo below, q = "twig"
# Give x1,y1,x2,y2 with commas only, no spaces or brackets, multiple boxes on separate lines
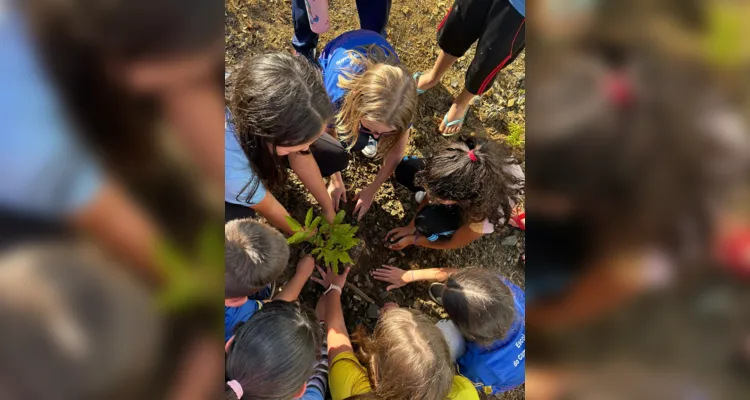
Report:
345,282,376,304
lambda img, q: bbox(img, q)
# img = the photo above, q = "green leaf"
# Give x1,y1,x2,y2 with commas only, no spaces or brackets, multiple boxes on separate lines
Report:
332,259,339,274
287,231,308,244
285,216,302,232
324,252,332,266
305,208,314,227
311,248,321,255
339,252,352,264
310,216,322,230
334,210,346,225
316,252,325,261
350,227,359,235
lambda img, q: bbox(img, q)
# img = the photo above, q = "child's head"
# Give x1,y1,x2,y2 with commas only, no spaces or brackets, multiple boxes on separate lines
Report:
335,46,417,159
225,301,322,400
228,52,334,189
354,308,454,400
417,137,519,226
225,219,289,301
442,268,517,345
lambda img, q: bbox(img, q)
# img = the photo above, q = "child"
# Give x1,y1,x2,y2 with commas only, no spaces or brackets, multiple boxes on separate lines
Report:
414,0,525,136
371,266,525,395
386,137,524,250
291,0,392,61
225,301,329,400
225,218,315,342
225,52,348,231
318,29,418,220
312,265,479,400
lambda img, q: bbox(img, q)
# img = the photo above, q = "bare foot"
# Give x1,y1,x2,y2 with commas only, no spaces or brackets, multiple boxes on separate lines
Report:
416,71,440,92
439,101,471,136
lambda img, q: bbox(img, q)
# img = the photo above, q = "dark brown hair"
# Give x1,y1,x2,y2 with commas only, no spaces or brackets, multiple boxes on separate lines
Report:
442,268,517,345
225,301,322,400
348,308,454,400
227,53,334,201
417,137,521,227
224,219,289,298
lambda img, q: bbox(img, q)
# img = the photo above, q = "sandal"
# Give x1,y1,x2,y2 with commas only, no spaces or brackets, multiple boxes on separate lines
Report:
510,211,526,231
440,109,468,137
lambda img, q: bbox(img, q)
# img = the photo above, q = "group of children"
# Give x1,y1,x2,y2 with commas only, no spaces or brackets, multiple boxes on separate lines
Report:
225,218,525,399
225,0,527,398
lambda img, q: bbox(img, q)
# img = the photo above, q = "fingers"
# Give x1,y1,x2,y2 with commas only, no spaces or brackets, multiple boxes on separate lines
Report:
310,277,324,285
315,264,326,278
341,266,351,279
357,206,365,221
342,190,347,203
385,229,396,241
386,285,396,291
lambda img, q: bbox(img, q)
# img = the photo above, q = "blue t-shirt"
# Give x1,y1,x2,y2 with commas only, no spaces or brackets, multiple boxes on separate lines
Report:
225,111,267,206
0,9,102,216
224,299,262,342
509,0,525,17
457,277,525,395
319,30,398,112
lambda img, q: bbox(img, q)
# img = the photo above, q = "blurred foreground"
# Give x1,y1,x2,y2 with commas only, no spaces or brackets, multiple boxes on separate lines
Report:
526,0,750,398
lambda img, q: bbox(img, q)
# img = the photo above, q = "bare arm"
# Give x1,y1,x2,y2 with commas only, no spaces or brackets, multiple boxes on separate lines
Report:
371,132,409,191
250,192,295,235
68,180,163,285
415,224,484,250
274,256,315,302
326,291,353,361
288,151,336,222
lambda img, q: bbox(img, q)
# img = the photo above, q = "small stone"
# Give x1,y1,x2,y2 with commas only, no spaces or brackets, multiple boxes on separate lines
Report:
507,98,516,107
501,235,518,246
388,257,397,264
470,97,481,106
354,275,360,283
450,79,458,88
353,295,362,302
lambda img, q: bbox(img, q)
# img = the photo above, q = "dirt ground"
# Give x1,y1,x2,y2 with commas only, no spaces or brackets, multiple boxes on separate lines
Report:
226,1,525,398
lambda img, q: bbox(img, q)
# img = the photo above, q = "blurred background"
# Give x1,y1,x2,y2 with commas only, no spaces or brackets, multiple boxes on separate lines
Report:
0,0,224,398
525,0,750,398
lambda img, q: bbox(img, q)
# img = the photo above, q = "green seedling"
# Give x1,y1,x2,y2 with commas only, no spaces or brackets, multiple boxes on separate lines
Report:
286,208,359,274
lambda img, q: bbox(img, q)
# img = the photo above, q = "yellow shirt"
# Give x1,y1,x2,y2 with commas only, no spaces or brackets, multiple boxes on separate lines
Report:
329,351,479,400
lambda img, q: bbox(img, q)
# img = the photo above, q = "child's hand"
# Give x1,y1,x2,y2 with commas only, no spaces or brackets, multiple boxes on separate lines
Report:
353,185,376,221
386,235,415,251
328,173,347,212
371,265,411,291
385,225,415,242
296,255,316,279
311,265,351,290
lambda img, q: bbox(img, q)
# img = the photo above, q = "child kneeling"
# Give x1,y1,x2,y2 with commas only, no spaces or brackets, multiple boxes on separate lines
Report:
372,266,525,395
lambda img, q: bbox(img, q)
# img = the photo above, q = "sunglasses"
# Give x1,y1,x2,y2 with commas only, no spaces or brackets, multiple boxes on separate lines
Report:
359,122,398,137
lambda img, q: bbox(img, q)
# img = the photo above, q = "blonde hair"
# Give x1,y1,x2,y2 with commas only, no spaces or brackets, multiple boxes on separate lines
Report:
352,308,454,400
335,46,417,159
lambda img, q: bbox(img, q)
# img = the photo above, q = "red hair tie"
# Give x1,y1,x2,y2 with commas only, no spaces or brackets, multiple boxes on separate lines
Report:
605,72,632,106
468,149,478,162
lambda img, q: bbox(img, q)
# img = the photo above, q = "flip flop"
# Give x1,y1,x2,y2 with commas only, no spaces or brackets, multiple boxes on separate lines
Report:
440,109,468,137
413,72,427,95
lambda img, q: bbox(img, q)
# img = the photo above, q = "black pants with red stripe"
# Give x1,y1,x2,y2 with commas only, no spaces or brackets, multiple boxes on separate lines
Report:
438,0,525,95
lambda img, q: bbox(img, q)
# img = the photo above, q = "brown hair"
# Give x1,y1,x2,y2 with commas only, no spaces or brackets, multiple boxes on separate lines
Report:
442,268,517,345
224,219,289,298
335,46,417,159
348,308,454,400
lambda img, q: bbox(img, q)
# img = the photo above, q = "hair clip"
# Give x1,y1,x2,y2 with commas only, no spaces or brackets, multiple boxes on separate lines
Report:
227,380,243,399
468,149,478,162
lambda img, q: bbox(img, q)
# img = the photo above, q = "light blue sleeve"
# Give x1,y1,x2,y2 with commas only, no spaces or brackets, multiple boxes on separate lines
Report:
224,112,266,206
0,11,102,216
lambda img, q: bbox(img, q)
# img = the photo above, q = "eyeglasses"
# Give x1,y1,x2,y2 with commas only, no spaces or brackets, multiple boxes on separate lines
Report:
359,122,398,138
